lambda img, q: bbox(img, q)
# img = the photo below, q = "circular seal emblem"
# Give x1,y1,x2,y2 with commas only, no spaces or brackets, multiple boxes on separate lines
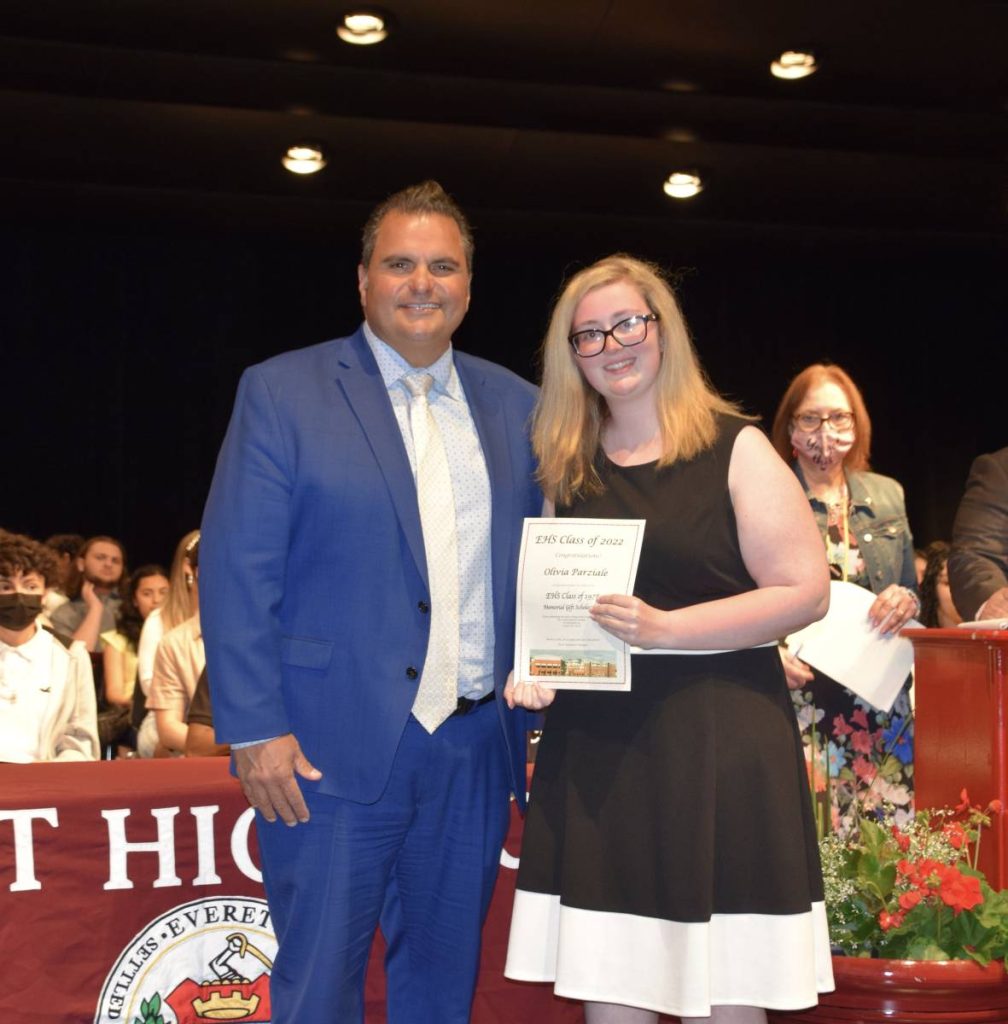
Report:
94,895,276,1023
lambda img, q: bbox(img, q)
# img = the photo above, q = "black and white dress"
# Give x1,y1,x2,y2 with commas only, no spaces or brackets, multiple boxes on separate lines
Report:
505,415,834,1016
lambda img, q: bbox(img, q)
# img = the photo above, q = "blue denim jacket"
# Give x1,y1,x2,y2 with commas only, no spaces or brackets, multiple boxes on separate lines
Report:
794,465,917,596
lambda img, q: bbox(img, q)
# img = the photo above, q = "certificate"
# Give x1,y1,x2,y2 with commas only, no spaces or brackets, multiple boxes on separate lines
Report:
513,517,646,691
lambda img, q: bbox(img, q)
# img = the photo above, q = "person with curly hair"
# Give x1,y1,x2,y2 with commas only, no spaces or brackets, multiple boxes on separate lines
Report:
0,531,99,761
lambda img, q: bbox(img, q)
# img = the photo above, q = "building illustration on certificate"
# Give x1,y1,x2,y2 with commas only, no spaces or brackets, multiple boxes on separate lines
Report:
529,650,618,679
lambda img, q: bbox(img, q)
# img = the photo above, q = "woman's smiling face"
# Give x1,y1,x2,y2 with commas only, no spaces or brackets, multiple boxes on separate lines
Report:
570,280,662,407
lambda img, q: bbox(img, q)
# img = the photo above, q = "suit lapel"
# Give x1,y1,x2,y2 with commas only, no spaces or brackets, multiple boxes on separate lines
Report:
330,330,428,583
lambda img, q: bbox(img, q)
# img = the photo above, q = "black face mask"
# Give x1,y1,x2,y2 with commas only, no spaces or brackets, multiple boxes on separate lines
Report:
0,592,43,632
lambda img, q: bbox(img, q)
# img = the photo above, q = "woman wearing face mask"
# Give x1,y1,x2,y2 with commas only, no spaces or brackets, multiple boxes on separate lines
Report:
770,363,918,833
0,531,99,762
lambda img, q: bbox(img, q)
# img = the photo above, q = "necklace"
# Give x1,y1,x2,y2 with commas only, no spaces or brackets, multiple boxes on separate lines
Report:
822,482,851,582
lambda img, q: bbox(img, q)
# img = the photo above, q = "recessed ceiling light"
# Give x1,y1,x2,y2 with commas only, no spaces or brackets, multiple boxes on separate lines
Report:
662,172,703,200
771,50,817,80
282,143,327,175
337,12,388,45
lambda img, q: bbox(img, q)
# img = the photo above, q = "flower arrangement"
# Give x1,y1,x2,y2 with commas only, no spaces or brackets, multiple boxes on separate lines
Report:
820,790,1008,965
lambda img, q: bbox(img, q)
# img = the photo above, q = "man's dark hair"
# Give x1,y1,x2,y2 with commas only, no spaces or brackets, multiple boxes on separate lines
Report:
360,180,474,272
45,533,85,559
0,532,60,588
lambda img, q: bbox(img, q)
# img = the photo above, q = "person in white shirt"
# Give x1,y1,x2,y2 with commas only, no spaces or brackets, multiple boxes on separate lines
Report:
0,532,99,762
134,529,199,757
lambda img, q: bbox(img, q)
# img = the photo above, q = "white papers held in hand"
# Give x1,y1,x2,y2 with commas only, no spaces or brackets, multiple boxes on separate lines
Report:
785,580,917,713
514,518,645,692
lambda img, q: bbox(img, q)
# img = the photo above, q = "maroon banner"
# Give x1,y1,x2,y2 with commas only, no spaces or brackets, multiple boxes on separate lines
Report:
0,759,581,1023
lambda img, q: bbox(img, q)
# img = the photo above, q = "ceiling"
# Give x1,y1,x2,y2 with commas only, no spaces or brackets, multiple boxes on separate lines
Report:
1,0,1005,241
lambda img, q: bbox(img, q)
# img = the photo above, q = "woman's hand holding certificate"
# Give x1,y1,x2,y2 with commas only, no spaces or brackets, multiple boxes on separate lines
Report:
589,593,668,649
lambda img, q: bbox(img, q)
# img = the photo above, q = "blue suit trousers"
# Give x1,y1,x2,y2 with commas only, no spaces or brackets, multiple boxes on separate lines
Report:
257,701,511,1023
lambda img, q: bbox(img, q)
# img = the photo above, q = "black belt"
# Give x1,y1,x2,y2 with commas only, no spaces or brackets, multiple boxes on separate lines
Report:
450,691,495,717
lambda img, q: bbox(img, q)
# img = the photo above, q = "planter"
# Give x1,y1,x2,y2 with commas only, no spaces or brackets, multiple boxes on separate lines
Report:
767,956,1008,1023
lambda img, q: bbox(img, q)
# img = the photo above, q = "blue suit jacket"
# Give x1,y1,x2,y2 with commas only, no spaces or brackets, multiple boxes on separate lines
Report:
200,328,541,806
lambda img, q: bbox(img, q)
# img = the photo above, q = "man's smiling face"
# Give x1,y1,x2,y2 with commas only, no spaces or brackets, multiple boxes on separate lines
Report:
357,211,471,366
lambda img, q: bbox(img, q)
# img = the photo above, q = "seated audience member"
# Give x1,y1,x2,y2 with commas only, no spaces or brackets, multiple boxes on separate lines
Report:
0,532,99,762
184,667,230,757
103,564,169,754
49,536,127,652
949,447,1008,622
919,541,963,629
41,533,84,622
147,537,203,755
103,564,169,710
135,530,199,757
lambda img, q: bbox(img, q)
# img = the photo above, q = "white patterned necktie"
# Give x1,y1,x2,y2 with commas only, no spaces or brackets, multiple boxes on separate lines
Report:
403,372,461,733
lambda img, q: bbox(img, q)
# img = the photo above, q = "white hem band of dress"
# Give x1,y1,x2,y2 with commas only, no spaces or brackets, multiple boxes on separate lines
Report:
505,890,835,1017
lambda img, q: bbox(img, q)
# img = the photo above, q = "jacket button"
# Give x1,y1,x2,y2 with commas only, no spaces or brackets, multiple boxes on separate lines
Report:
406,666,418,680
418,601,429,614
863,533,873,542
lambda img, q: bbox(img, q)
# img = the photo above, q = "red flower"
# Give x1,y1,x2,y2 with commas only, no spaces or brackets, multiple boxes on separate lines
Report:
832,714,853,737
852,755,875,781
891,827,911,852
934,865,983,915
989,799,1003,814
956,789,973,813
879,909,906,931
898,889,923,911
851,708,870,729
851,729,875,754
943,822,968,849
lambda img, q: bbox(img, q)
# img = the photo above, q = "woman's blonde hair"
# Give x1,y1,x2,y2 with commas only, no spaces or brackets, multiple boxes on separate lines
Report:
533,254,742,505
161,529,200,630
770,363,873,472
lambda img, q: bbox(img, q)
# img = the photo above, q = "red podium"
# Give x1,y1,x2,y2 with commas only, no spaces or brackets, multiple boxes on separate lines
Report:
905,627,1008,888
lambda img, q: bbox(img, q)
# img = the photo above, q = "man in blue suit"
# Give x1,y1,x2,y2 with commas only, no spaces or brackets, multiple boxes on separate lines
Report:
200,181,540,1023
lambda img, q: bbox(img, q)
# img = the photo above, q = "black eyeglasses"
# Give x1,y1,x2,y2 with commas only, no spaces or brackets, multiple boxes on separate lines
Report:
793,411,855,433
568,313,660,358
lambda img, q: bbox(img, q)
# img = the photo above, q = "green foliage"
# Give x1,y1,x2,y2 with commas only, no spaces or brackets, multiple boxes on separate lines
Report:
821,795,1008,967
133,992,165,1024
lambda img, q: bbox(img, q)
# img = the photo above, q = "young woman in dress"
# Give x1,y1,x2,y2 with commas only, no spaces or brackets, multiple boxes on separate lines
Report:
504,255,833,1023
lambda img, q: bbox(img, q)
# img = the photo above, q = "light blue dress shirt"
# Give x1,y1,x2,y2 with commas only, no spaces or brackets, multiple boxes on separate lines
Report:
364,323,495,700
